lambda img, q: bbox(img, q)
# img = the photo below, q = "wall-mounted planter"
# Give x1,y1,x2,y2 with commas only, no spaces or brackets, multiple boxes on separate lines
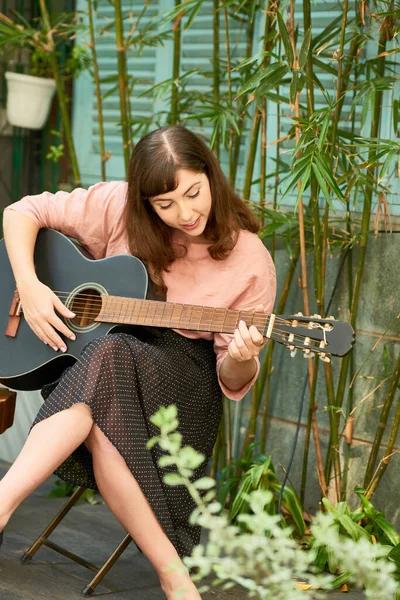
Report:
5,72,56,130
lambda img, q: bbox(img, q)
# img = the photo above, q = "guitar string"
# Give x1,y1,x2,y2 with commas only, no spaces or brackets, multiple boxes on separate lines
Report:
50,291,327,326
47,290,331,327
47,292,312,328
48,291,298,324
19,308,327,348
18,310,328,344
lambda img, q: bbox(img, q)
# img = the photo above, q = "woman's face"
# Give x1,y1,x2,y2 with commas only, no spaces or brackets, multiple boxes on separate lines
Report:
149,169,212,243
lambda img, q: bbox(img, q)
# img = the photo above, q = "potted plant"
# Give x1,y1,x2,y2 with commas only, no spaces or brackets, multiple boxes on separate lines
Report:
0,7,90,183
0,10,88,131
4,46,57,130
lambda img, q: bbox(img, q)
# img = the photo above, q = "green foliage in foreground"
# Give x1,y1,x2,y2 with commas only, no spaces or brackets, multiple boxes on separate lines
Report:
147,404,400,600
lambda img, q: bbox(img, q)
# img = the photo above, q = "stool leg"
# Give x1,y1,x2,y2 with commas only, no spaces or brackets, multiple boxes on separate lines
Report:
21,486,87,564
82,533,133,597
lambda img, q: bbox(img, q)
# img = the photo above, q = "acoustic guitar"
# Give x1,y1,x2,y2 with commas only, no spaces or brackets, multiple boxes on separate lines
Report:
0,229,355,391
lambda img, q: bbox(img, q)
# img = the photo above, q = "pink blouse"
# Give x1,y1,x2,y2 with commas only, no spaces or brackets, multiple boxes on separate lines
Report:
5,180,276,401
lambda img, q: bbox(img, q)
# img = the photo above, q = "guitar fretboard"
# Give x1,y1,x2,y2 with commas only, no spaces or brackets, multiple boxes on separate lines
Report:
95,296,270,335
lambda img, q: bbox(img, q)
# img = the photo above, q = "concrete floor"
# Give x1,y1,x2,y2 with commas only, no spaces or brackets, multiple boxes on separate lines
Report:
0,460,365,600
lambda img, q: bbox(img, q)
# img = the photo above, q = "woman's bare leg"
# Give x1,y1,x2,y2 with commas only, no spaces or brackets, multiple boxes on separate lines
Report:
85,424,201,600
0,403,93,529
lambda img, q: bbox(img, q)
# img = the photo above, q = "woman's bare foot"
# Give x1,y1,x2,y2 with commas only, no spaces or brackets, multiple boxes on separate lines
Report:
159,565,202,600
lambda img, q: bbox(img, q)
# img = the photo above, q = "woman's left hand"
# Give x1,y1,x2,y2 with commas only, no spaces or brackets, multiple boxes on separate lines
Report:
228,304,266,363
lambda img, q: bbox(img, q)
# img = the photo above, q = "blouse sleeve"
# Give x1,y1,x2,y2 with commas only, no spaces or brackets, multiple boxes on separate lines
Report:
214,241,276,402
3,181,127,259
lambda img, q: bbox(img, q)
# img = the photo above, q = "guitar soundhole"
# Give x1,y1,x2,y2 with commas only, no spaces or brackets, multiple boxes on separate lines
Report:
69,288,102,327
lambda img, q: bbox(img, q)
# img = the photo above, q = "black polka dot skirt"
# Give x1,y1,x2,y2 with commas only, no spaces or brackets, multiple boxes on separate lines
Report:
32,329,223,558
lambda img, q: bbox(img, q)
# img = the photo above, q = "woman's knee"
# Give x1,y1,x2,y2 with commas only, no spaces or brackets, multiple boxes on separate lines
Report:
84,424,116,455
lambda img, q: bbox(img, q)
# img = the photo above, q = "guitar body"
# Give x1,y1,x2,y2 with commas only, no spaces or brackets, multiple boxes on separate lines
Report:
0,229,150,391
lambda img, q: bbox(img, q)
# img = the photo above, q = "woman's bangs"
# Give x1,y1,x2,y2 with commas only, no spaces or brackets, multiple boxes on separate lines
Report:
141,159,179,199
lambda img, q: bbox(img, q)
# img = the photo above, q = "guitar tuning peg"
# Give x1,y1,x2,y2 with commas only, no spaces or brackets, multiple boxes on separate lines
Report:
294,312,303,317
326,316,335,320
289,345,297,358
303,349,315,359
319,354,331,363
311,314,321,319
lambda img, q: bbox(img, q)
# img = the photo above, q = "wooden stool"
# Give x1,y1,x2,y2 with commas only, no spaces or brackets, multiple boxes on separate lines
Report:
0,387,17,434
0,388,138,595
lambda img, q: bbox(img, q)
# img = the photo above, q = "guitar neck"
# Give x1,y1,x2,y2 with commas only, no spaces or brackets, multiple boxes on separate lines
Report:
96,295,270,335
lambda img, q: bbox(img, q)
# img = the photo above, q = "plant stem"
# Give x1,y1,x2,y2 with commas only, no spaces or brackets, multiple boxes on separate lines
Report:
170,0,182,125
114,0,131,174
364,353,400,489
213,0,220,158
223,4,234,184
87,0,106,180
38,0,81,185
366,353,400,498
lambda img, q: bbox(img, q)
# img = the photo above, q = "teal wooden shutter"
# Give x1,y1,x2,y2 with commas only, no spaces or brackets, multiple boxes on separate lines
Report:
73,0,170,186
72,0,399,216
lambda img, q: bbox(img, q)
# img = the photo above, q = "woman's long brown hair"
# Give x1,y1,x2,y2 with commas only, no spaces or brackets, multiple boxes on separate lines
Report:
124,125,258,296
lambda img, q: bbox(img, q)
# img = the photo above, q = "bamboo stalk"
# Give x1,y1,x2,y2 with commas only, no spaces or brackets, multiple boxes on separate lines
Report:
232,2,257,185
113,0,131,174
170,0,182,125
38,0,81,185
213,0,220,158
87,0,106,181
223,5,234,184
241,0,278,199
365,353,400,498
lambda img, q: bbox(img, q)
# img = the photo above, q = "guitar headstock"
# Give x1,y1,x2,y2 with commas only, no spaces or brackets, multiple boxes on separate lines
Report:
264,313,355,361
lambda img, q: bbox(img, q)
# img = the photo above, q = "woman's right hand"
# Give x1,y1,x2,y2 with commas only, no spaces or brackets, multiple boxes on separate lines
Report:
18,279,76,352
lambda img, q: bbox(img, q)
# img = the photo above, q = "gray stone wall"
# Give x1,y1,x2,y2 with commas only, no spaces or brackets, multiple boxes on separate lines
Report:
237,231,400,522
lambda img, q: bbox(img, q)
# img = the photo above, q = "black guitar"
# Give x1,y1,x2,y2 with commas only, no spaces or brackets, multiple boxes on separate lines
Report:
0,229,355,391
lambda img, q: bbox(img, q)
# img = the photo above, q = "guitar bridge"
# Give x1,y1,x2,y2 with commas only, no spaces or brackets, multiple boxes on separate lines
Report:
5,290,22,338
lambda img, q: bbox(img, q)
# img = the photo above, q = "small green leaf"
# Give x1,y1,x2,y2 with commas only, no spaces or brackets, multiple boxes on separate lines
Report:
193,477,216,490
158,455,177,468
163,473,184,486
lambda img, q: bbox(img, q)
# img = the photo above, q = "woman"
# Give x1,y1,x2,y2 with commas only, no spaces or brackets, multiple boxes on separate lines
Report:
0,125,276,599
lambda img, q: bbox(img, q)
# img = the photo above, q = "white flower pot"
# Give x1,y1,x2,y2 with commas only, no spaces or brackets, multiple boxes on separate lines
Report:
5,72,56,130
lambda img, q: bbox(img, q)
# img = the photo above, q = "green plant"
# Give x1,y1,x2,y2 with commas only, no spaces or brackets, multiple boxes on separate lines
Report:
147,404,400,599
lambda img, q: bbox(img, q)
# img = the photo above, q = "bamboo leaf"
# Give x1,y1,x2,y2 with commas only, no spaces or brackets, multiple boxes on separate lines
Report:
295,163,312,205
236,62,287,98
277,11,294,68
314,153,344,199
312,163,334,208
185,0,204,29
361,88,373,131
299,27,312,70
253,65,290,99
393,99,399,135
317,112,330,150
233,50,280,70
